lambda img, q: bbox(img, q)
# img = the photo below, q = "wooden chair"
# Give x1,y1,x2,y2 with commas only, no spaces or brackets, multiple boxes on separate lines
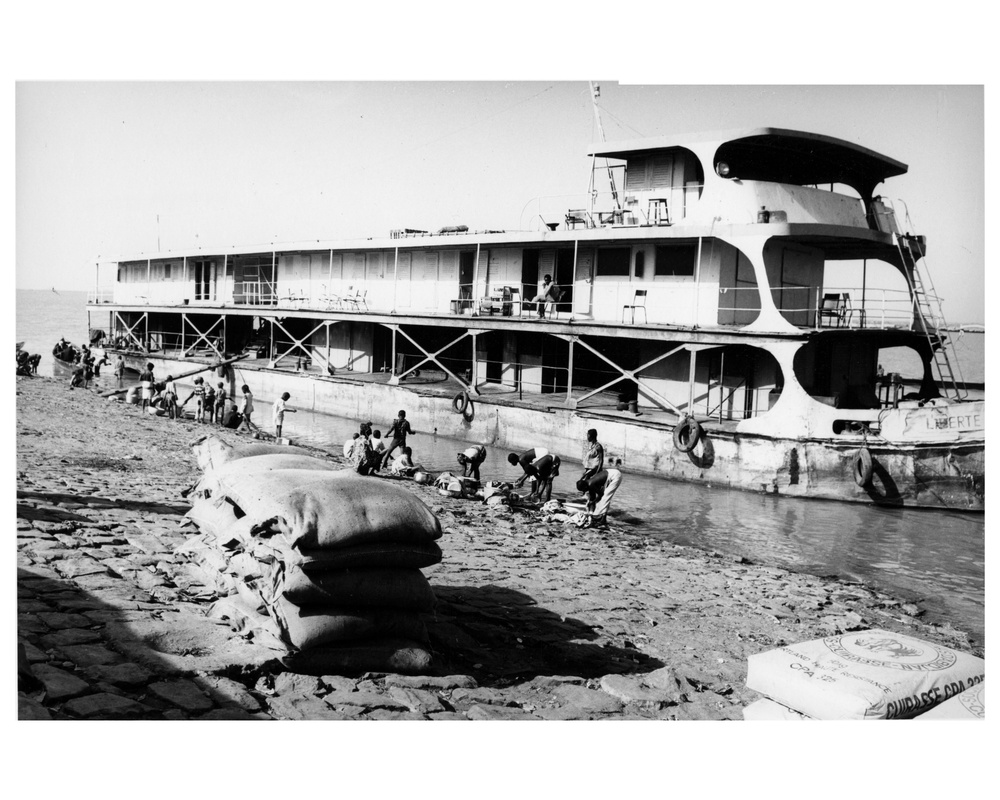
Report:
622,289,648,323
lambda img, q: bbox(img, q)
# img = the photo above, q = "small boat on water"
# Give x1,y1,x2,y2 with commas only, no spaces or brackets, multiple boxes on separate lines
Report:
52,340,80,365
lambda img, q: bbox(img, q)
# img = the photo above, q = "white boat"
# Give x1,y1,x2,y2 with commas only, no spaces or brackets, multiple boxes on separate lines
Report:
86,124,984,511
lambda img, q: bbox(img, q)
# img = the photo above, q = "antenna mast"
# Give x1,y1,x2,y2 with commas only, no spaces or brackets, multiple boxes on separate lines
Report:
589,81,621,212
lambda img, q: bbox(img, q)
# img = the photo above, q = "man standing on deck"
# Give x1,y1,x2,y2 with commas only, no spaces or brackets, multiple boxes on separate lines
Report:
581,428,604,482
380,410,415,469
576,466,623,527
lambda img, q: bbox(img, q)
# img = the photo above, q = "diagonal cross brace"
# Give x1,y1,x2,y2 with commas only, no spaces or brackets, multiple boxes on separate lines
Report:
114,311,148,351
182,314,225,358
269,317,337,372
385,325,475,394
571,338,687,415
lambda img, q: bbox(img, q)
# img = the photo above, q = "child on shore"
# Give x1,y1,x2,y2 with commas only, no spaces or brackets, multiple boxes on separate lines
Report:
163,375,179,420
205,383,217,424
273,391,296,439
138,363,154,411
214,382,227,424
180,377,207,423
237,385,257,433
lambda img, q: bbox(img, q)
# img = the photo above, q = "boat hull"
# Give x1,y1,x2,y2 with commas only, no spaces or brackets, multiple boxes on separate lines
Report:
124,352,984,511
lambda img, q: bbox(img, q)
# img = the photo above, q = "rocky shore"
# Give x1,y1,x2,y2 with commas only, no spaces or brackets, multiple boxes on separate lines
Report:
16,375,983,721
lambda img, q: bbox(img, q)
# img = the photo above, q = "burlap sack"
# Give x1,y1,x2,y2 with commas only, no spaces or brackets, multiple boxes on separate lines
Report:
191,453,345,501
250,537,444,572
280,638,433,676
269,597,429,651
192,435,324,473
278,567,436,611
233,474,443,551
746,629,986,720
916,683,985,720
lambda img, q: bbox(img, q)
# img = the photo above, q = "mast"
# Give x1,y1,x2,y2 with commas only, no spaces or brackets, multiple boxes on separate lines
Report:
589,81,621,212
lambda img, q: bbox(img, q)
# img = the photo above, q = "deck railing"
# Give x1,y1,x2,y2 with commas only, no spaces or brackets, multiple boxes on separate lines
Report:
720,286,928,330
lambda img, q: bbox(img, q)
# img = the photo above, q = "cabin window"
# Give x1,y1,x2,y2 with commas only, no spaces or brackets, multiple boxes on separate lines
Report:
655,244,697,277
634,251,645,279
164,264,172,280
596,247,630,278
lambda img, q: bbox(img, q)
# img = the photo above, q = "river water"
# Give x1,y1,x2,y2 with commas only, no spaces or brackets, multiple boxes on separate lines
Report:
16,290,987,644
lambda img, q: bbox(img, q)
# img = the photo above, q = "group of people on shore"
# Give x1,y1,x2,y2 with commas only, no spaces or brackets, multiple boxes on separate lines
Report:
342,409,419,477
339,411,623,528
114,361,263,435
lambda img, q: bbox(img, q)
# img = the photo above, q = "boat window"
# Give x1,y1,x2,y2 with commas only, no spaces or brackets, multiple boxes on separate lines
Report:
596,247,630,277
655,244,697,277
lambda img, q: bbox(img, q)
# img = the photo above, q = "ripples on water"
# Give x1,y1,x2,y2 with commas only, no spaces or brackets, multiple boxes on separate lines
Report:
16,290,985,643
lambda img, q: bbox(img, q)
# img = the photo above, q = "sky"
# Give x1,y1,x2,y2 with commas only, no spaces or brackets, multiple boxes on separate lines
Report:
16,82,985,323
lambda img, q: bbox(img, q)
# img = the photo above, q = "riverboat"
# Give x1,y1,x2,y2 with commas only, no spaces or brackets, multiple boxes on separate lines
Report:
86,125,984,510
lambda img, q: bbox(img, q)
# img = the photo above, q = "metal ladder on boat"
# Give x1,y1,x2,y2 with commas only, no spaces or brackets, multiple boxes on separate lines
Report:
890,208,967,401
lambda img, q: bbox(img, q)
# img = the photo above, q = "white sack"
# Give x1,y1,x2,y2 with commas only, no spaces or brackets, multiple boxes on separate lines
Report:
746,629,985,720
917,683,985,720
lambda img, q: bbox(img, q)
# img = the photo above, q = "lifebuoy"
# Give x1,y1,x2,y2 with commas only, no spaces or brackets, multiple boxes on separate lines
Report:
853,447,873,487
452,391,470,414
673,417,703,452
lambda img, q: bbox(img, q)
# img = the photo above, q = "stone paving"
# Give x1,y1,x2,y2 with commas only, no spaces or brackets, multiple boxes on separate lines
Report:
16,376,982,720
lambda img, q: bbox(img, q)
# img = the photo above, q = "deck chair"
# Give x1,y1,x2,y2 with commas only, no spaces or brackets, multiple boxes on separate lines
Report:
506,286,521,317
622,289,648,323
818,293,847,327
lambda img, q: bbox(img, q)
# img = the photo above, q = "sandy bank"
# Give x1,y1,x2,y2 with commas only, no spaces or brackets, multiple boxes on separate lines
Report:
15,375,982,720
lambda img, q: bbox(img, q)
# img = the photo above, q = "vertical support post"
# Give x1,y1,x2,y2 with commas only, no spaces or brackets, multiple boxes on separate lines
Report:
393,245,399,313
693,236,703,328
222,254,228,306
181,313,186,357
566,336,575,407
271,250,276,305
572,239,578,318
325,322,331,373
719,351,725,423
473,243,481,305
471,332,479,389
391,327,397,377
269,317,275,364
688,347,697,416
146,258,151,304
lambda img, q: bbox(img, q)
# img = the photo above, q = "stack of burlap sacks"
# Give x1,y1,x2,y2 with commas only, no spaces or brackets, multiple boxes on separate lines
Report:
177,436,442,674
743,629,985,720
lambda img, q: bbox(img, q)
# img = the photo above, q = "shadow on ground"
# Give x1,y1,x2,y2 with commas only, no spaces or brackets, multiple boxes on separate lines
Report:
18,566,279,720
426,584,663,684
17,490,189,516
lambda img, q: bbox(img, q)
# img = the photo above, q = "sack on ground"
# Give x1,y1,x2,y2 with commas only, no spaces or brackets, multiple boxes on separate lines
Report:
746,629,985,720
246,538,443,588
192,435,321,473
244,474,442,550
269,597,429,651
192,454,345,501
916,683,985,720
279,567,436,611
280,638,433,676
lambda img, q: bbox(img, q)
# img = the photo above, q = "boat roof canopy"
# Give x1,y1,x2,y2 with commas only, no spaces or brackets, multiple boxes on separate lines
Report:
590,127,908,196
